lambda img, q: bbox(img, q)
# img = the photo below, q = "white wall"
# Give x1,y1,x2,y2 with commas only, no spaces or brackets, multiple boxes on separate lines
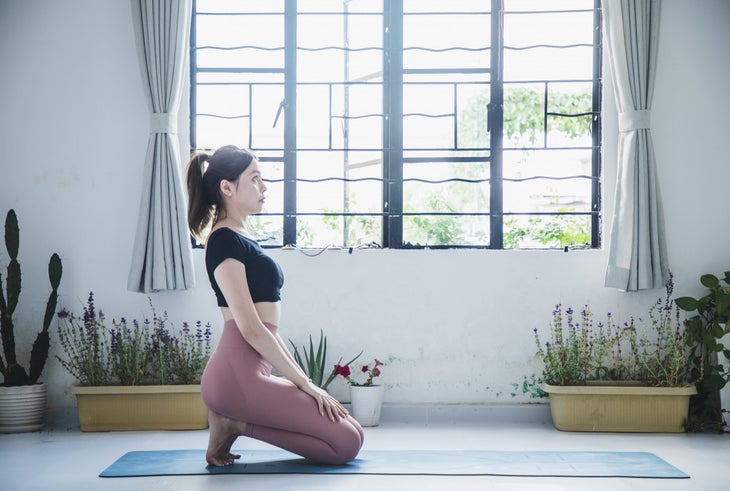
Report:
1,0,728,411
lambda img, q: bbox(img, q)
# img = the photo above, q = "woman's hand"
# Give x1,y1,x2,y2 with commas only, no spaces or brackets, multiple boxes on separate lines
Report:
300,382,349,422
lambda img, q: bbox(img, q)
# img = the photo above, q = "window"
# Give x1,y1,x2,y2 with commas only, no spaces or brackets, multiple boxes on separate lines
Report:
191,0,601,249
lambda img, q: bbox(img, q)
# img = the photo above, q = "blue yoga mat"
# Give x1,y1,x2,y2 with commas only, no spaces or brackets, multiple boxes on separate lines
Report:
100,449,689,478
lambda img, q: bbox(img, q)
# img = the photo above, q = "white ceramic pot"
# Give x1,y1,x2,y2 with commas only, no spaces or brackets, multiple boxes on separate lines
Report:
349,384,384,427
0,383,47,433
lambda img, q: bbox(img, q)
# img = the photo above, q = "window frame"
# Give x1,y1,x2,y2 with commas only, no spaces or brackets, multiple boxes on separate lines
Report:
190,0,602,250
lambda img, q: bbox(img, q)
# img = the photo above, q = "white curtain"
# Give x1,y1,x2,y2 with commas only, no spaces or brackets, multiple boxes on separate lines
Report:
603,0,668,292
128,0,195,293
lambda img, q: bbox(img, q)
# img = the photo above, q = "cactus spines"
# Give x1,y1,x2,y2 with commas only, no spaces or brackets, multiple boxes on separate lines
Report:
0,210,62,386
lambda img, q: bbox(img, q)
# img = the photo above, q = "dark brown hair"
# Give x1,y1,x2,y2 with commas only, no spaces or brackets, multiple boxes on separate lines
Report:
185,145,256,241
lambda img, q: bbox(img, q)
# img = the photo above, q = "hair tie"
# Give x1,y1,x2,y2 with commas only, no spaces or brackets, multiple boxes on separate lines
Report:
199,153,212,176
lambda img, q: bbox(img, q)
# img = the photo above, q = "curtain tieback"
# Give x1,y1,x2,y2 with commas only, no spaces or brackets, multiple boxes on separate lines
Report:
150,112,178,134
618,109,651,132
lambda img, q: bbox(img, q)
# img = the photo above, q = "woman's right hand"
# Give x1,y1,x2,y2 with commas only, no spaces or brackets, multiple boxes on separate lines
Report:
300,382,349,422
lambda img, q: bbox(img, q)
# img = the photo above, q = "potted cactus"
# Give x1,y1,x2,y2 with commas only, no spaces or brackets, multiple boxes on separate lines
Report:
0,209,62,433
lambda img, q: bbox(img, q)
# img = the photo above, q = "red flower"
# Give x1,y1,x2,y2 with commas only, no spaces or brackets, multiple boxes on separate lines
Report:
334,364,351,378
361,365,369,373
374,359,384,367
372,367,381,377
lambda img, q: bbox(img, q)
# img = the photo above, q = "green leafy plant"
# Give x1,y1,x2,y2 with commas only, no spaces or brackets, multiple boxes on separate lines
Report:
0,209,63,386
289,330,362,390
675,271,730,431
504,214,591,250
533,274,693,388
57,292,211,386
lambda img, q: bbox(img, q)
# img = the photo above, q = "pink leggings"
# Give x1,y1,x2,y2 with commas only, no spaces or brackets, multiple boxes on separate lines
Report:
200,320,364,465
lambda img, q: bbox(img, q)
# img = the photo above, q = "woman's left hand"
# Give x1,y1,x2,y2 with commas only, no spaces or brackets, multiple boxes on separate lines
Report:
300,382,349,422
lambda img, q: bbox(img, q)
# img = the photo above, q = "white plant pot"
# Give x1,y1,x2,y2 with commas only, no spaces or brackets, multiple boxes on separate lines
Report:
0,383,47,433
349,385,384,427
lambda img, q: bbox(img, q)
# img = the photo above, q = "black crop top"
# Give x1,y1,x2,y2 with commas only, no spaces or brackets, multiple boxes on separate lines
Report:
205,228,284,306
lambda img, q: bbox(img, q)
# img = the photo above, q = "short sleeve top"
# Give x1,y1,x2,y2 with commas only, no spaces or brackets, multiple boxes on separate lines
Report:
205,228,284,306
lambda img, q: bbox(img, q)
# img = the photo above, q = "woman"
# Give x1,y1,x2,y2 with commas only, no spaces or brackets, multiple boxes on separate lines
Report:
186,145,364,466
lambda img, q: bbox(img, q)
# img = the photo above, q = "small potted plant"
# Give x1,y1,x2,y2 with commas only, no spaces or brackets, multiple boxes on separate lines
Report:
0,209,62,433
56,292,212,431
334,358,386,427
288,330,362,391
533,274,697,432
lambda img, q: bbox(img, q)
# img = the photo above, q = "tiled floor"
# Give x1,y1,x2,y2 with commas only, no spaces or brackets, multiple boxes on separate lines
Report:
2,419,728,491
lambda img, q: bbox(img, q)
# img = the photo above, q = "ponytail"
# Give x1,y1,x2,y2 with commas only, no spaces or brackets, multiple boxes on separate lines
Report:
185,145,257,243
186,151,214,242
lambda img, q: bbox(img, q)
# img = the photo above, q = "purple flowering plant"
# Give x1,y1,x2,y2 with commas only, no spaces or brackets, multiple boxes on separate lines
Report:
533,274,694,388
57,292,211,386
56,293,111,386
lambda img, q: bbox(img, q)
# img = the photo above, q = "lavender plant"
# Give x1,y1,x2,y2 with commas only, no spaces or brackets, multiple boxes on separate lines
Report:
109,317,150,386
56,293,110,386
533,305,596,385
57,293,211,386
630,278,691,387
533,274,692,387
149,309,212,385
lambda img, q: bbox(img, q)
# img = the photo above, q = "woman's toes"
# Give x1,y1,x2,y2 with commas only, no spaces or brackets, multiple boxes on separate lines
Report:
207,459,230,467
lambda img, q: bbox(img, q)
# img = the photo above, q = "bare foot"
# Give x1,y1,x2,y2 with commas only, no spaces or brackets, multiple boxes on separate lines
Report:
224,435,241,460
206,410,247,466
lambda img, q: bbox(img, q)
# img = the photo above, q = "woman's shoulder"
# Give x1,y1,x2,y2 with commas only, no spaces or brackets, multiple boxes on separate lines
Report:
206,228,249,271
207,227,258,253
208,227,241,245
208,226,235,241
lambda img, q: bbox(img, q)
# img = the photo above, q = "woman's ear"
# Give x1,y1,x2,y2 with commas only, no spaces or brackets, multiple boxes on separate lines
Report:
219,179,234,198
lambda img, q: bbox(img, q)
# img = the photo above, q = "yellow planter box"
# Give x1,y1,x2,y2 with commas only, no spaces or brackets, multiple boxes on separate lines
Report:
543,383,696,433
71,385,208,432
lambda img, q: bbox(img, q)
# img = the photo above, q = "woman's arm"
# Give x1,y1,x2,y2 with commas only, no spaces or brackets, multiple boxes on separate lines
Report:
274,333,306,375
214,259,347,420
215,258,308,386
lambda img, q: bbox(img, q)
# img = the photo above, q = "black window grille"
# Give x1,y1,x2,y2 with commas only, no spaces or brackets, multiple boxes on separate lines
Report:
190,0,602,250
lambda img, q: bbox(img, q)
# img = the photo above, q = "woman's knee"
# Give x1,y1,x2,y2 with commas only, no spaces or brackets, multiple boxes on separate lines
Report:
327,426,363,465
320,447,359,466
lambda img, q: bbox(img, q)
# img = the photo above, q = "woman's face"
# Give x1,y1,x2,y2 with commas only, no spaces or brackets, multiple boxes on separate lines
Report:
225,160,267,217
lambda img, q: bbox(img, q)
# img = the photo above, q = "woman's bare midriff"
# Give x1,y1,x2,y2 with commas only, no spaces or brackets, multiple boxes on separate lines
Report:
220,301,281,327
